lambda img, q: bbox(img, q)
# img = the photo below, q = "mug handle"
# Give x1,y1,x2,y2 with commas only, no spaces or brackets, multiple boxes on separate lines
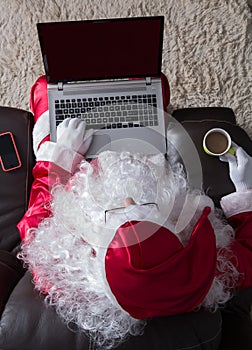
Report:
228,147,235,155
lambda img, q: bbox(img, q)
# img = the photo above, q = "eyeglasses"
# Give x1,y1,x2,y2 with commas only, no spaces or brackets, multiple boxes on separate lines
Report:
104,202,158,223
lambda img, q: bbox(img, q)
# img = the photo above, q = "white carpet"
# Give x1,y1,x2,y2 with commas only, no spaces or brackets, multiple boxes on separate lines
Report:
0,0,251,136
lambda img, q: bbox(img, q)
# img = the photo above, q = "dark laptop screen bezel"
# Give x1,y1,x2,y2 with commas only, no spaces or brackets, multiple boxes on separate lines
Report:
37,16,164,83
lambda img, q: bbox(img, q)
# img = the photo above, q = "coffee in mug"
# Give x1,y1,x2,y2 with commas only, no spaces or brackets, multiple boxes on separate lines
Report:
203,128,234,156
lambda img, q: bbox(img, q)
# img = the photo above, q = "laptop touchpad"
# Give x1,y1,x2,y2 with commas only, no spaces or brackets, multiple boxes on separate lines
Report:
87,134,111,156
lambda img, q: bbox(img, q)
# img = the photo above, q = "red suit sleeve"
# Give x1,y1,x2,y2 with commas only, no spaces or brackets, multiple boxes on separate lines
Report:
227,211,252,290
17,75,86,240
17,161,71,240
220,190,252,290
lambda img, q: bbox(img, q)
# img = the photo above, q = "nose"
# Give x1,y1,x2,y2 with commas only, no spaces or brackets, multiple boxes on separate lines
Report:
123,197,136,207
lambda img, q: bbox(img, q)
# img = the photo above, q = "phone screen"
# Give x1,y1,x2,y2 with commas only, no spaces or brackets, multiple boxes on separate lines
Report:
0,132,22,171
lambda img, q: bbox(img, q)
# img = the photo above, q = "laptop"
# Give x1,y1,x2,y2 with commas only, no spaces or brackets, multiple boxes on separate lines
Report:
37,16,167,157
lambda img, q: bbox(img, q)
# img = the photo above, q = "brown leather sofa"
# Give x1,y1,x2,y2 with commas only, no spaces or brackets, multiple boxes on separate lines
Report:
0,106,251,350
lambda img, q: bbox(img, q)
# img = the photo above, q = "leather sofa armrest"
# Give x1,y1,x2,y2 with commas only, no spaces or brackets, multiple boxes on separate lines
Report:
220,287,252,349
0,272,90,350
172,107,236,124
0,107,35,251
0,250,25,317
171,107,252,206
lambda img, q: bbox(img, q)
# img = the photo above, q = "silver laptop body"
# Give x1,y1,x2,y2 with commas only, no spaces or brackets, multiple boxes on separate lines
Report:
37,16,167,157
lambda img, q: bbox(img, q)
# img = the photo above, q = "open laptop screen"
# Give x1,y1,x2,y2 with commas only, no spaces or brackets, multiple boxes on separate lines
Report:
37,16,164,83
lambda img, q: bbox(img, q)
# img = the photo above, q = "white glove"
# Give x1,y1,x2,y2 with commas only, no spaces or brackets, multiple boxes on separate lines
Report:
57,118,93,155
219,143,252,191
36,118,94,173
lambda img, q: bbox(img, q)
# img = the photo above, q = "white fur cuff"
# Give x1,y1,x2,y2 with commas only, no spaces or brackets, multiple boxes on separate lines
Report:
36,141,84,173
32,110,50,156
220,190,252,218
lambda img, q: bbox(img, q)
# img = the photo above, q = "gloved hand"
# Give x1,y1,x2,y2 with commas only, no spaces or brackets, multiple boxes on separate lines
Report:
57,118,93,155
36,118,94,173
219,142,252,191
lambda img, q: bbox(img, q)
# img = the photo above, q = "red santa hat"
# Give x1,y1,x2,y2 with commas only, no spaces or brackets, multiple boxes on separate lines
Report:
105,207,217,319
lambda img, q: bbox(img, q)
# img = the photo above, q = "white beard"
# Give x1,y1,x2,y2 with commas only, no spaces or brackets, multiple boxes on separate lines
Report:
19,151,239,349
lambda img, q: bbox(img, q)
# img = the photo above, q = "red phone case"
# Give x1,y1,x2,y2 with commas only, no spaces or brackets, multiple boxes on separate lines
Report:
0,132,22,172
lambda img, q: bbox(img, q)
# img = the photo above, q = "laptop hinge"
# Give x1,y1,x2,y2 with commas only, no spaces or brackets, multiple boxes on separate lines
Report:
58,82,63,91
146,77,151,86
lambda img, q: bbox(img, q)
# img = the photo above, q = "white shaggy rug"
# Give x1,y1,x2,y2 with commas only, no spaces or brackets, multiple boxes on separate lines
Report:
0,0,251,136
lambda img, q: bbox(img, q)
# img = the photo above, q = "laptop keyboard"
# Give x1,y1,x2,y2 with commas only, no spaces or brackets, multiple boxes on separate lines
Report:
54,94,159,129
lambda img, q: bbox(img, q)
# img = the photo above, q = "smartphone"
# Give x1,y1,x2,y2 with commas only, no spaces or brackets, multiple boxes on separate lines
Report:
0,132,22,172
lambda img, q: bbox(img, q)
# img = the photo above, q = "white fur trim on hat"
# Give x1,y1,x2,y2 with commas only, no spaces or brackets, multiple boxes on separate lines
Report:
220,190,252,218
32,110,50,156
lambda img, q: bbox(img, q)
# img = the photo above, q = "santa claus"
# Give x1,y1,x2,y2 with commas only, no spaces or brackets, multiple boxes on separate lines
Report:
18,76,252,349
